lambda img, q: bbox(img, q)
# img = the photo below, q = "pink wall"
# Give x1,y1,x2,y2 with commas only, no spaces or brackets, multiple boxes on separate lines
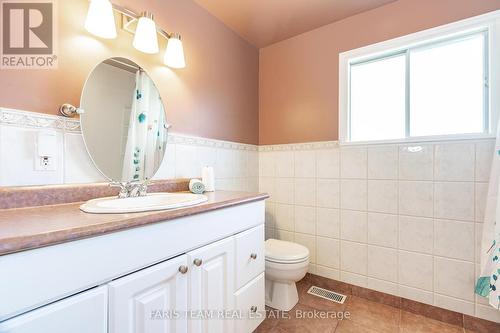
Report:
0,0,259,144
259,0,500,145
4,0,499,145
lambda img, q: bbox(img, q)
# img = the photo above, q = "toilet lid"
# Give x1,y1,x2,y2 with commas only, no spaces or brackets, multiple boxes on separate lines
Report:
265,239,309,263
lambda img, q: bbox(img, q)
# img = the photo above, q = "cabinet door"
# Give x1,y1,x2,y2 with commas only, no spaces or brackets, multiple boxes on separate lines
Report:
188,237,235,333
109,255,188,333
0,286,107,333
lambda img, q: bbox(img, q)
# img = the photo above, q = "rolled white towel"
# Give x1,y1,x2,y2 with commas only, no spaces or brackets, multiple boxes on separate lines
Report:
189,179,205,194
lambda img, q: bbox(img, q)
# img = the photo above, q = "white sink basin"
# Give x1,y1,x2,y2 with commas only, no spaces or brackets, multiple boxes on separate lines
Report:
80,193,208,214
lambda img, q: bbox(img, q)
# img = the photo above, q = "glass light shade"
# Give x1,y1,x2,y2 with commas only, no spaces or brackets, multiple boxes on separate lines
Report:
133,16,159,54
164,35,186,69
84,0,117,39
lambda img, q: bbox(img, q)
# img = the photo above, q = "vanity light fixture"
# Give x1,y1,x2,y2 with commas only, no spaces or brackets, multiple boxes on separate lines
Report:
84,0,117,39
84,0,186,68
163,33,186,69
132,12,159,54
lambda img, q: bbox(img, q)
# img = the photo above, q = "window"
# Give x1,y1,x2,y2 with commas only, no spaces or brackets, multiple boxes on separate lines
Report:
409,34,486,137
350,54,406,141
339,12,499,144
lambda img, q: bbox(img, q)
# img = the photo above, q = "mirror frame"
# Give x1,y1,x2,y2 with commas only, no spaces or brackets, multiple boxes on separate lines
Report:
79,57,169,190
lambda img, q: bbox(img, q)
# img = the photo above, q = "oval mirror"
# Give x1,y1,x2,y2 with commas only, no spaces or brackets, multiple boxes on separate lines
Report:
80,57,168,183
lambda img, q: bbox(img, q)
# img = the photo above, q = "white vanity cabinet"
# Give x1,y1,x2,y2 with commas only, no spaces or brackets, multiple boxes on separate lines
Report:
0,286,108,333
0,201,265,333
107,225,264,333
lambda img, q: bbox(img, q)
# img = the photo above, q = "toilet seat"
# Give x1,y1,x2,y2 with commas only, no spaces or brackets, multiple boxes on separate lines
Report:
265,239,309,264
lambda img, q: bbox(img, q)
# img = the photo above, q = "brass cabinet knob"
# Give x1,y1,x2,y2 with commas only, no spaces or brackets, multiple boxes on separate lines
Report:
250,253,258,260
178,265,188,274
193,258,203,266
250,306,258,313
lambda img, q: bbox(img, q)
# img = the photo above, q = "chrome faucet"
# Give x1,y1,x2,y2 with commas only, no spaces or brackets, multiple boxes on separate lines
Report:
127,183,148,197
110,182,148,198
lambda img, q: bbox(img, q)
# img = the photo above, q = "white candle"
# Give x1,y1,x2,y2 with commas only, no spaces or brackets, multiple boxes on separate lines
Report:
202,166,215,192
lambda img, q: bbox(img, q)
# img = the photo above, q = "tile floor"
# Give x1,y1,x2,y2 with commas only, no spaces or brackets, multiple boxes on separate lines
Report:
254,278,480,333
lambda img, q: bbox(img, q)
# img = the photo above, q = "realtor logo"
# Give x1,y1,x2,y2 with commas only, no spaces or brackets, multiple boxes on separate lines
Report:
1,0,57,69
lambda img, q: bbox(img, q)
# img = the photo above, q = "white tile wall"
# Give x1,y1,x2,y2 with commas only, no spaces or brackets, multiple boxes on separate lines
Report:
399,216,433,254
294,150,316,178
367,213,398,248
2,108,499,322
434,143,475,181
340,210,367,242
0,108,258,191
316,237,340,269
294,205,315,234
340,147,367,179
259,139,500,323
341,240,367,275
368,145,398,179
316,149,340,178
340,179,367,210
368,245,398,282
367,180,398,214
434,219,474,261
0,124,65,186
434,257,475,302
275,151,294,177
274,178,294,203
64,133,106,183
295,178,316,206
316,208,340,238
316,179,340,208
399,144,434,180
399,181,434,217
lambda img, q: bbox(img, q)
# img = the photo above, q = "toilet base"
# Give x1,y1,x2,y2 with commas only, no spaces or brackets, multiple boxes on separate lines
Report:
265,278,299,311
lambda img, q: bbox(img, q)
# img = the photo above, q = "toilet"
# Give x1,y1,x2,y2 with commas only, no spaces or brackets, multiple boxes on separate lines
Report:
264,239,310,311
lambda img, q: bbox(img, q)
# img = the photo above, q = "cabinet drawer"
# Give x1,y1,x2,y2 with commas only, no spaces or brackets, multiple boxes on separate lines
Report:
0,286,107,333
235,225,265,289
234,273,265,333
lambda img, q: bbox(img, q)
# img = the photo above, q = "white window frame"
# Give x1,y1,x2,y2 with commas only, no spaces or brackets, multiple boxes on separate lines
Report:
339,10,500,145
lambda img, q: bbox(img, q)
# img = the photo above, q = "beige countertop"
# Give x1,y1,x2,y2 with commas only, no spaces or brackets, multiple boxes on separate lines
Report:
0,191,268,256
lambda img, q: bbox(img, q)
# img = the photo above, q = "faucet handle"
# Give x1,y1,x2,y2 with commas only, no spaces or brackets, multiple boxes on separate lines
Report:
109,181,148,198
109,182,128,198
139,183,148,196
125,182,148,197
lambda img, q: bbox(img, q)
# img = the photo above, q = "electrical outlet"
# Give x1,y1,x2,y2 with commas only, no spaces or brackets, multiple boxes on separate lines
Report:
35,130,57,171
34,156,56,171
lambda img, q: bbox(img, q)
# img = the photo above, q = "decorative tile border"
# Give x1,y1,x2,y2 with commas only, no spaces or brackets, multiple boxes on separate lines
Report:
258,138,497,151
306,273,500,333
258,141,339,151
0,108,67,131
64,119,82,133
168,132,258,151
0,108,258,151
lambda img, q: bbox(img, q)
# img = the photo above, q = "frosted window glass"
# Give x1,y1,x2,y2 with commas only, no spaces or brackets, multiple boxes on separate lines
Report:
350,55,406,142
409,35,485,136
